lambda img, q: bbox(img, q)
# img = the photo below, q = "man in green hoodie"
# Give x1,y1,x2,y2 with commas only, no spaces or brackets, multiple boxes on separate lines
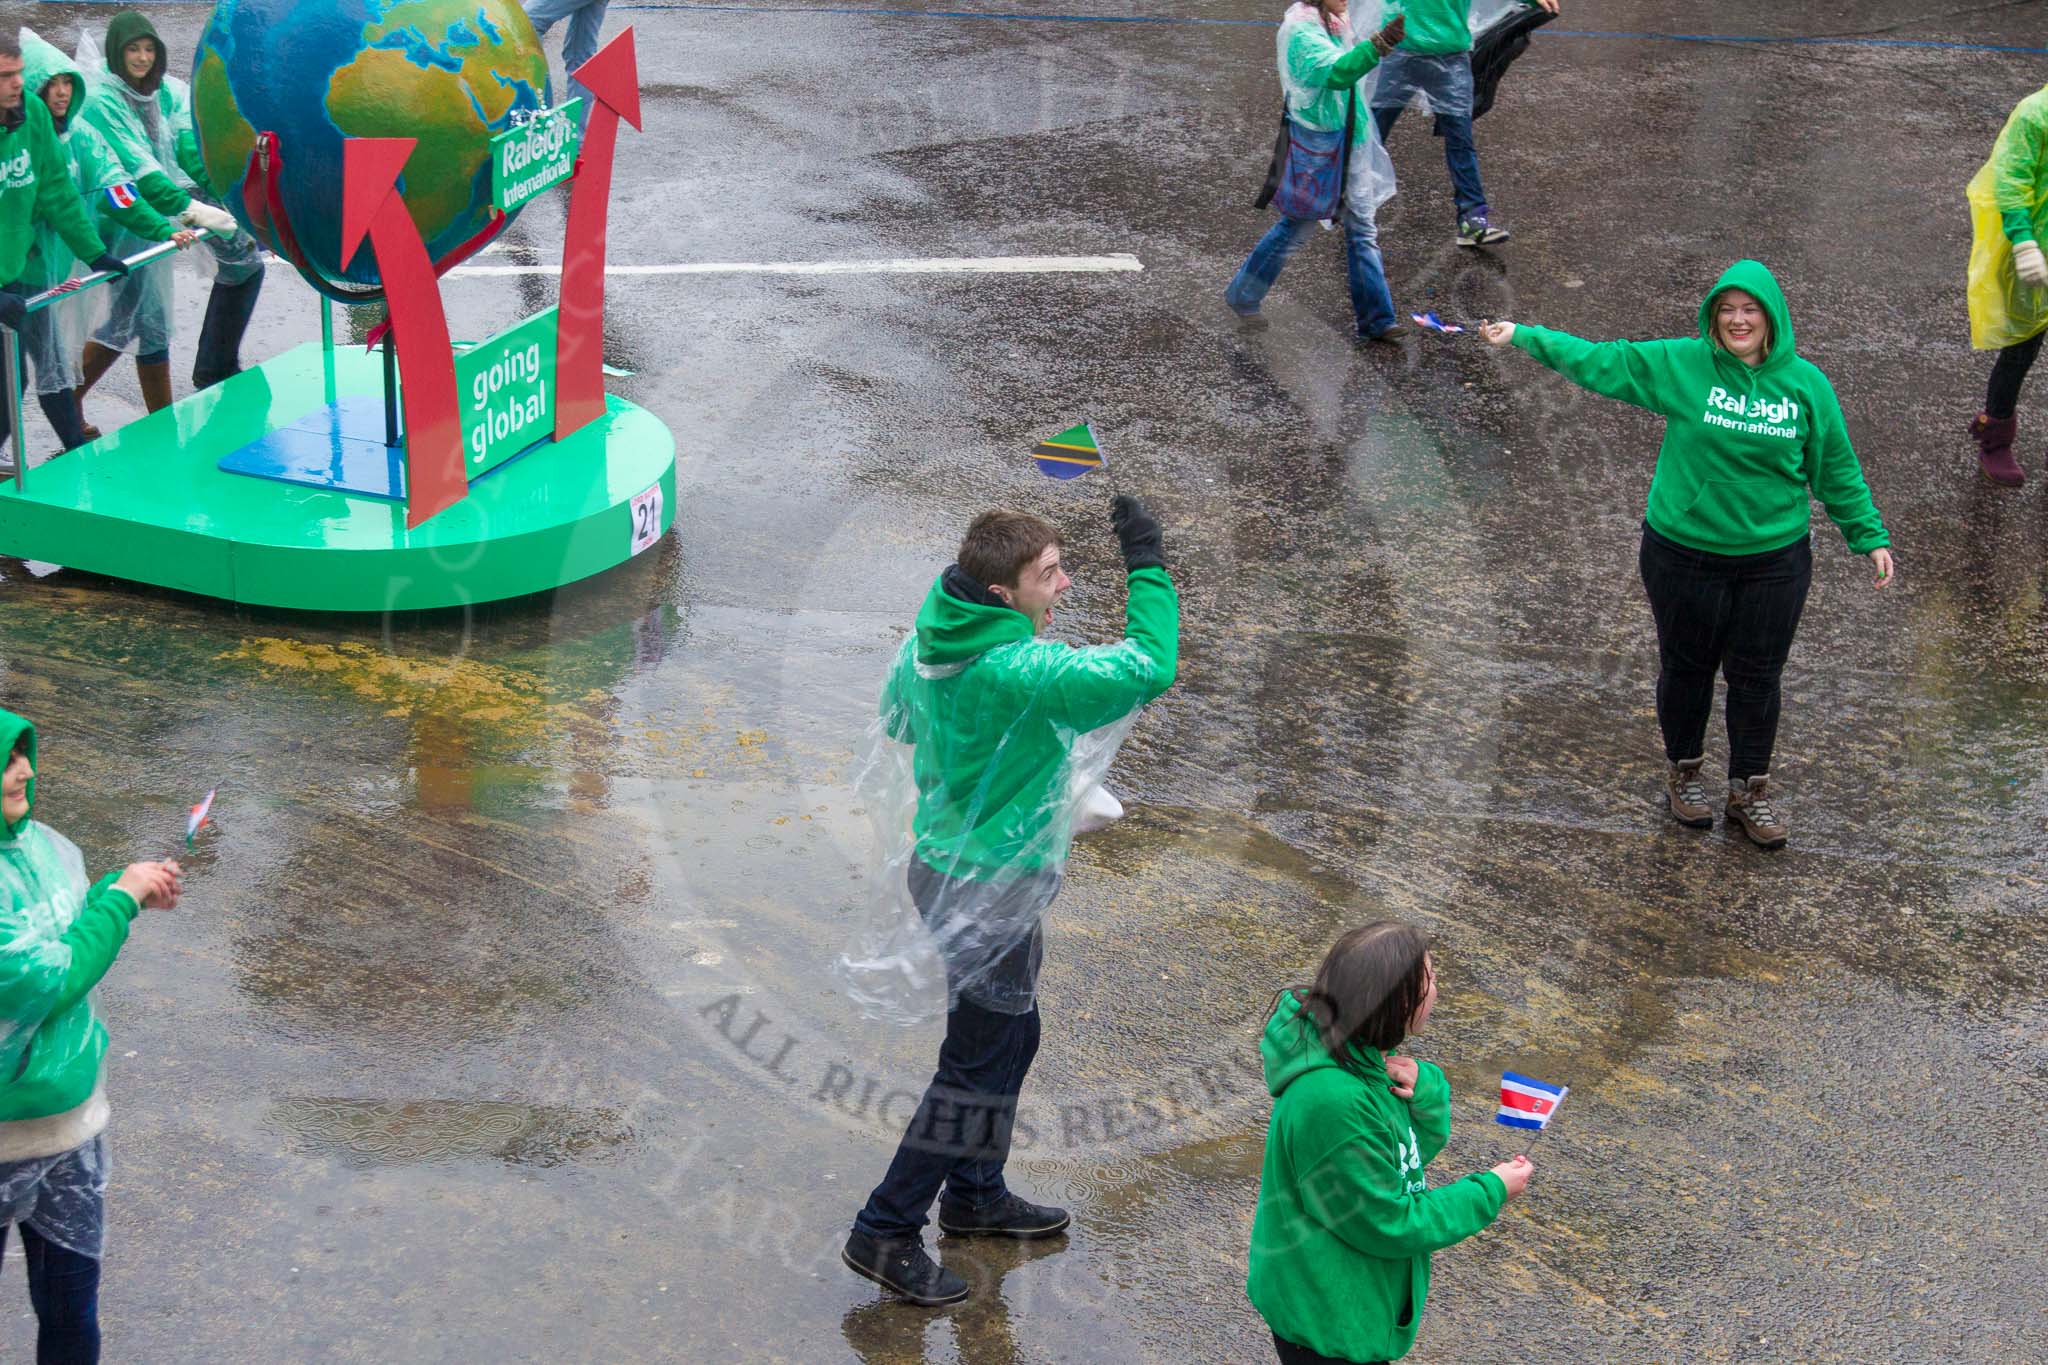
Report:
1482,261,1895,848
0,708,181,1361
843,496,1179,1306
0,30,127,461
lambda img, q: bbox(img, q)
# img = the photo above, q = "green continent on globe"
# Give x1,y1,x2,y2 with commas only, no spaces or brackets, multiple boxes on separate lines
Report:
192,0,553,292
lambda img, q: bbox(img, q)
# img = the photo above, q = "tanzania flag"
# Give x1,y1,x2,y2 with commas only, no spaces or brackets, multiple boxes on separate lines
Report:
1031,422,1104,480
104,182,139,211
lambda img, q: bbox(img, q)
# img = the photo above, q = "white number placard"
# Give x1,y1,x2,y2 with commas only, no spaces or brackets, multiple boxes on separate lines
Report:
630,483,664,555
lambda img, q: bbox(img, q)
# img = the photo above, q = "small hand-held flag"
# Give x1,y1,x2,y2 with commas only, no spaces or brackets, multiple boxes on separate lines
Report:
1031,422,1106,481
1496,1071,1567,1131
186,790,216,849
1411,311,1466,334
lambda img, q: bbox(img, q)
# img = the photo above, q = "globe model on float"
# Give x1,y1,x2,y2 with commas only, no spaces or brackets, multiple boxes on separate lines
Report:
190,0,552,292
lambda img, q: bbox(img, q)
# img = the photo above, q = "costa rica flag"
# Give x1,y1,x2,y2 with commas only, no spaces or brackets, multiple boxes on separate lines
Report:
1496,1071,1567,1131
104,182,138,211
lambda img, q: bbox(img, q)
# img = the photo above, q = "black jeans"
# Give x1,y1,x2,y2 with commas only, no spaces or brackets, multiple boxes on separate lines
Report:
853,865,1048,1240
1274,1333,1387,1365
1986,330,2044,420
1638,524,1813,781
0,1222,101,1364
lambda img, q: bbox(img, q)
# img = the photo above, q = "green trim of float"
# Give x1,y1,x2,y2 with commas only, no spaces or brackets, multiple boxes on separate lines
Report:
0,342,676,612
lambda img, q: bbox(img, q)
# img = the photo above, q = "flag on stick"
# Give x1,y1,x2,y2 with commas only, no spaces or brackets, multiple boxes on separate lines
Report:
1411,311,1466,334
1031,422,1106,480
1496,1071,1566,1131
186,790,216,848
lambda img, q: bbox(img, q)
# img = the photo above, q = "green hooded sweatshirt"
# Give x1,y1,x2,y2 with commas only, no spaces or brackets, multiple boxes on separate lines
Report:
882,565,1178,881
1279,6,1387,148
17,28,179,292
1396,0,1538,56
0,710,140,1126
0,76,107,287
77,11,193,220
1511,260,1890,558
1248,992,1505,1362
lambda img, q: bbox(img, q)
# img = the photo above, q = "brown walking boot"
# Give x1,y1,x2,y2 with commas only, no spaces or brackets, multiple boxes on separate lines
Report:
1726,775,1788,850
1665,758,1714,828
137,360,173,414
1970,413,2023,487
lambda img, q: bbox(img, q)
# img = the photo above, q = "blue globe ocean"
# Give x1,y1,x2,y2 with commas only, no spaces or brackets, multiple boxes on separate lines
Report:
191,0,553,292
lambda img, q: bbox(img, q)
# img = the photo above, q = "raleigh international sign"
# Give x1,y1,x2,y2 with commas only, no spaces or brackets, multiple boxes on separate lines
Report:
491,101,584,213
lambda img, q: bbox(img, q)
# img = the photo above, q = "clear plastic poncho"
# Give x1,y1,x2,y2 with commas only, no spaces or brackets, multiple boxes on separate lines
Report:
1967,85,2048,351
0,825,110,1260
163,74,265,289
1278,2,1399,216
75,33,177,354
1366,0,1526,120
835,628,1158,1026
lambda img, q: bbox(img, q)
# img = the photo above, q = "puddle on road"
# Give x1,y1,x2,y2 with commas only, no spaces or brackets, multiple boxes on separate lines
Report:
270,1097,633,1169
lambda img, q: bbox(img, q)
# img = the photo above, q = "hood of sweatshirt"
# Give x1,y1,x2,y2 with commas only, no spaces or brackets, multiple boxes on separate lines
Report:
1697,258,1796,374
1261,989,1379,1098
20,29,87,135
104,10,167,96
0,709,38,841
912,567,1035,667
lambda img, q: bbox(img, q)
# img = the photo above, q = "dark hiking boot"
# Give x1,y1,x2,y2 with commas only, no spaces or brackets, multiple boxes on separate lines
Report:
1970,413,2023,487
938,1191,1071,1239
1665,758,1714,829
1726,775,1788,850
841,1229,970,1306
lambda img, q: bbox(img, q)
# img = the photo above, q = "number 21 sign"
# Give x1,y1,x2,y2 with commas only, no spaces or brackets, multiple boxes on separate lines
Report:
630,484,664,556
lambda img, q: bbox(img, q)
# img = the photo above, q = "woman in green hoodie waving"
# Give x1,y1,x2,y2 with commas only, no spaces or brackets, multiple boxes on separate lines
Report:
1481,261,1894,849
1249,922,1528,1365
0,709,180,1361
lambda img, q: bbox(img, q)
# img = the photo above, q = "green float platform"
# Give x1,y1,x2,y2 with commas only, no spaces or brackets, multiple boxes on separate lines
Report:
0,342,675,612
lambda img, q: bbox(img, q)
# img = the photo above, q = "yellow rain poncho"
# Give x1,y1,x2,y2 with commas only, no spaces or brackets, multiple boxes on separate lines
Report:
1967,84,2048,351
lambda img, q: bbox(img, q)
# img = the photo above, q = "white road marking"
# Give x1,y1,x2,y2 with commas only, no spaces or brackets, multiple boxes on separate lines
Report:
446,253,1144,278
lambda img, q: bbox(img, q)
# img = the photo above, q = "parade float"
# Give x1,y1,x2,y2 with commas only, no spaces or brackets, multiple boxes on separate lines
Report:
0,0,672,611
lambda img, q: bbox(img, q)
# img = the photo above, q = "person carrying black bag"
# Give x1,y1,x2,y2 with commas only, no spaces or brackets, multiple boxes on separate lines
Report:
1225,1,1408,343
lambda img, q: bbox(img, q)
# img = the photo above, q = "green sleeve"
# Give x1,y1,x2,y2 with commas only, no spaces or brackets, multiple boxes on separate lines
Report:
136,169,192,217
1406,1061,1454,1165
1041,566,1180,732
45,874,140,1016
29,119,107,264
175,127,209,189
1802,378,1889,555
1511,324,1694,417
1287,24,1381,91
105,193,180,244
1990,106,2045,245
1294,1117,1506,1259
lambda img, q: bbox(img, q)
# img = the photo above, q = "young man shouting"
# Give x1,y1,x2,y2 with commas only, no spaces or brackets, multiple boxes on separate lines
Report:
844,496,1179,1305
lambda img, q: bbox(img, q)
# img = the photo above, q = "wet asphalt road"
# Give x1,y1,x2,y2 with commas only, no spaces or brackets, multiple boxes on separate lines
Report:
6,1,2048,1360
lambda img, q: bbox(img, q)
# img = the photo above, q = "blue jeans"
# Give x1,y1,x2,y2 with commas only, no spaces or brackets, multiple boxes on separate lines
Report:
0,1223,101,1364
525,0,611,126
1226,199,1398,338
1371,53,1488,223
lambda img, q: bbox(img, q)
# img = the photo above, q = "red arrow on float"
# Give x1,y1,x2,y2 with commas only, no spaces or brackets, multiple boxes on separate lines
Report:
339,138,467,529
554,28,643,444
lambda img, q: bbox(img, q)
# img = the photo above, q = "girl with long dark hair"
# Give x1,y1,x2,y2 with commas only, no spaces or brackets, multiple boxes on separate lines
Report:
1247,923,1529,1365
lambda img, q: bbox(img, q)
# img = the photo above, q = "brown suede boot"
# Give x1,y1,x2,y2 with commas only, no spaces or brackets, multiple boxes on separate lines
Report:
74,340,122,431
1726,775,1788,850
137,360,173,414
1665,758,1714,828
1970,413,2023,487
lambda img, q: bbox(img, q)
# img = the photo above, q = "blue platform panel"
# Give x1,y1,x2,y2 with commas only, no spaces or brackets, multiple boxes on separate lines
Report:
218,395,405,500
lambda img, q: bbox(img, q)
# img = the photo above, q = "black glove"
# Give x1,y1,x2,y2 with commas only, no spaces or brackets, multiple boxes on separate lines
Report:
87,253,130,279
0,293,23,334
1110,495,1166,572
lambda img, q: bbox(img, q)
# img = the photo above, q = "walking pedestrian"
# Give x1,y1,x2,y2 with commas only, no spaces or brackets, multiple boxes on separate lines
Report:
523,0,611,126
1481,261,1896,849
1226,1,1410,342
1966,81,2048,487
1368,0,1559,248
